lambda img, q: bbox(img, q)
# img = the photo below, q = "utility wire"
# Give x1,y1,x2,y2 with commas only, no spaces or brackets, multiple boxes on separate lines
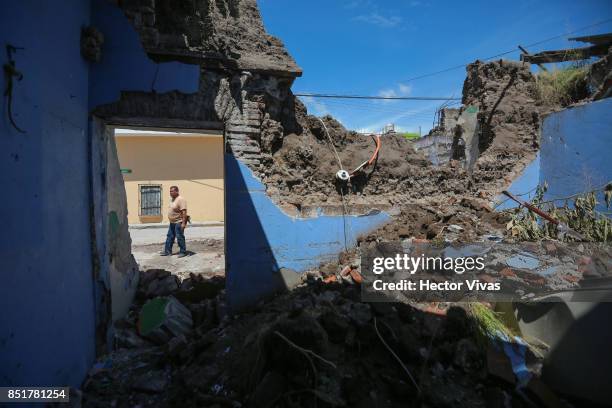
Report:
296,93,461,101
396,17,612,83
297,17,612,99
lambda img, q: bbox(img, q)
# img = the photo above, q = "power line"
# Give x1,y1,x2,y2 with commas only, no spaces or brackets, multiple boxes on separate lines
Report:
295,93,461,100
397,17,612,83
298,17,612,98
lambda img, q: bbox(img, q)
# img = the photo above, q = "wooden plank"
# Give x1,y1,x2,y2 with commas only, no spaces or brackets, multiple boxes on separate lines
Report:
568,32,612,45
522,44,610,64
518,45,548,71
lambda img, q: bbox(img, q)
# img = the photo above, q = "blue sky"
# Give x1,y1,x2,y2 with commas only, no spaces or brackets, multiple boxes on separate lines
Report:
258,0,612,134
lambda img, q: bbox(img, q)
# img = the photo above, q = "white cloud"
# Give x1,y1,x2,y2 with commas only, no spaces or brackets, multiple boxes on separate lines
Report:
353,13,402,28
301,96,329,116
398,83,412,95
378,88,398,98
376,83,412,104
377,83,411,98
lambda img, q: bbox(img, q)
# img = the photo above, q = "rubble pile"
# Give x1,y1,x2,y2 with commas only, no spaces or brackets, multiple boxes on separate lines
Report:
260,108,471,209
83,270,559,408
358,200,509,245
253,60,542,228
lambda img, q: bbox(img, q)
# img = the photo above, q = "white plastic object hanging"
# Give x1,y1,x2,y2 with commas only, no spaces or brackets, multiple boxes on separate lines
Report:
336,169,350,181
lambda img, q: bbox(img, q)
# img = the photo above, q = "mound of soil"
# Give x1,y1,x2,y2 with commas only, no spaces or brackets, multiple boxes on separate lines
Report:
256,60,541,223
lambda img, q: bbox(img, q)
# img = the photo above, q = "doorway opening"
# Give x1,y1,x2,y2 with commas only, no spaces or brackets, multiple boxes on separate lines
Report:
112,126,226,282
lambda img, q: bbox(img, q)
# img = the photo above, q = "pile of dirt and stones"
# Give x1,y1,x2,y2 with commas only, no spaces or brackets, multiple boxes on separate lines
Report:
251,59,544,238
82,267,567,408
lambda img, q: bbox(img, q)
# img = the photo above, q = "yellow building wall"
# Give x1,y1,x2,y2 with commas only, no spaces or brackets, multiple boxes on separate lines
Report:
115,135,224,224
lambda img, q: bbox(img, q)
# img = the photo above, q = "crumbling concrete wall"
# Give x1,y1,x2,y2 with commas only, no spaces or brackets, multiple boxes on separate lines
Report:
493,96,612,211
452,106,480,170
415,108,459,165
106,133,140,321
225,158,390,310
413,134,453,165
89,0,200,109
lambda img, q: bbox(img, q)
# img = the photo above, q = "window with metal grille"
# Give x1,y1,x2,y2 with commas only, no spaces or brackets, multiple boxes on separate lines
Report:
139,185,162,216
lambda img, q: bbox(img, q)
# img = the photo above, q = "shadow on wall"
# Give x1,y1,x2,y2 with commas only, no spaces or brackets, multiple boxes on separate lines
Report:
224,154,392,312
224,154,285,311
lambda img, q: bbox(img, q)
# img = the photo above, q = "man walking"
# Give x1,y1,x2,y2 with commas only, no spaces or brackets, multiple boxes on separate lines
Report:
160,186,188,257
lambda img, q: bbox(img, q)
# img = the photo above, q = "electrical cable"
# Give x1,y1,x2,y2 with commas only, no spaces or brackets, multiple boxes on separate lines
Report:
317,116,344,171
296,93,461,101
317,116,350,250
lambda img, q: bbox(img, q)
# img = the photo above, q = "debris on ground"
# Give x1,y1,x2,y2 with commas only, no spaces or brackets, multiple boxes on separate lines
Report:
83,272,562,408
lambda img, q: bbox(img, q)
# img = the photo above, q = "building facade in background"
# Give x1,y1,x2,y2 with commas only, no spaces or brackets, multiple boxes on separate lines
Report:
115,129,224,224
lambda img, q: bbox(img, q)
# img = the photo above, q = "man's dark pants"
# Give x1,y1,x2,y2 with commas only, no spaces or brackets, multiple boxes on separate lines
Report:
164,223,186,254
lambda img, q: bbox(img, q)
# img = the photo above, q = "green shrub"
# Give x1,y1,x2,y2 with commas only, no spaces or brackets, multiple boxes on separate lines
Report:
401,132,420,140
535,65,589,107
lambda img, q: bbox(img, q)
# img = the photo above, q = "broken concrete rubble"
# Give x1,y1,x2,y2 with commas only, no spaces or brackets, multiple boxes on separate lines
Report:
83,271,567,407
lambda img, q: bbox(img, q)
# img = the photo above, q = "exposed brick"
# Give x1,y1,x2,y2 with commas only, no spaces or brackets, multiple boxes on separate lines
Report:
230,119,261,127
231,145,261,154
227,125,261,134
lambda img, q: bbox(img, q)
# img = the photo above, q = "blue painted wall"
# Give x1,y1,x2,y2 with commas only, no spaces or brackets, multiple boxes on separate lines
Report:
540,98,612,211
88,0,199,109
225,156,391,311
0,0,199,389
496,98,612,212
494,153,540,210
0,1,95,388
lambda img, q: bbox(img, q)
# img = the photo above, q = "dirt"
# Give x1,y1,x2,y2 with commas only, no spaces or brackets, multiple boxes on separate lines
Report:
251,59,542,241
83,275,548,408
260,108,473,214
121,0,301,75
358,200,509,245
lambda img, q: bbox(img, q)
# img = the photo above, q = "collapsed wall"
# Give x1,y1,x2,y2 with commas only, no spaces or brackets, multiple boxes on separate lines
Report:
248,59,542,215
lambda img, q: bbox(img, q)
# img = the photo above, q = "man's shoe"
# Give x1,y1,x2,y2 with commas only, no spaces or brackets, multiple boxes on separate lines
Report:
159,251,171,256
177,252,188,258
